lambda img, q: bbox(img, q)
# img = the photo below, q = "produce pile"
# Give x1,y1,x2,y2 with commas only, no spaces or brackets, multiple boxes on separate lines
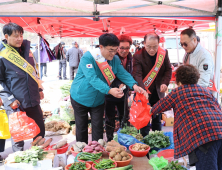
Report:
31,136,53,149
5,146,47,166
83,140,105,153
105,140,126,152
45,120,71,136
68,162,87,170
143,131,170,148
72,141,87,152
131,143,149,151
60,101,74,122
162,161,187,170
60,81,72,97
120,126,143,141
52,140,67,149
109,150,131,161
94,159,115,169
78,152,102,161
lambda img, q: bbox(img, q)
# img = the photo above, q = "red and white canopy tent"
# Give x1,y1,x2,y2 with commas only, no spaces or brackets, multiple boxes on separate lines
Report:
0,0,221,98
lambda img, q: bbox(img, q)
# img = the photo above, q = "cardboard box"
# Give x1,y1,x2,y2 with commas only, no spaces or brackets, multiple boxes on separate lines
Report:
162,114,174,126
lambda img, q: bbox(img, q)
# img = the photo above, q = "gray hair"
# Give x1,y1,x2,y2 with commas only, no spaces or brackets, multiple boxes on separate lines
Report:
144,32,160,43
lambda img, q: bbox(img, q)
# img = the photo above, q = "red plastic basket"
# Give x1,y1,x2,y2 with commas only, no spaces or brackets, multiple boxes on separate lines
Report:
157,149,174,162
129,144,150,157
49,143,69,154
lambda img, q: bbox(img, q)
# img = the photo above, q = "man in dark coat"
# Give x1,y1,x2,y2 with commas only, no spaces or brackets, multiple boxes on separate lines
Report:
133,32,172,137
105,35,133,141
0,23,45,152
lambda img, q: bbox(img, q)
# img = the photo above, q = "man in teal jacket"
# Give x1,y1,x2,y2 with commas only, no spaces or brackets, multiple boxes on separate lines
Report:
70,33,147,143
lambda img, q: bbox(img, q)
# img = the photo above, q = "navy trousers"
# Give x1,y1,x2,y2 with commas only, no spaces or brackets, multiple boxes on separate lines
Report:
195,139,222,170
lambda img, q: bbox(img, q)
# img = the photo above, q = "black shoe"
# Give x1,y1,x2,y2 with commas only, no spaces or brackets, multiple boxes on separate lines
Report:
63,77,68,80
59,77,62,80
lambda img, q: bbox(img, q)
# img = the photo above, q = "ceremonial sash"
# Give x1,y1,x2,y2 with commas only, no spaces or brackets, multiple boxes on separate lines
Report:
143,46,166,93
0,43,39,86
90,48,116,86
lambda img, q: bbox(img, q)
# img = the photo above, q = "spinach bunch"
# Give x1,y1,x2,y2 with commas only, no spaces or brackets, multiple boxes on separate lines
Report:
69,162,86,170
120,125,138,137
143,131,170,148
162,161,187,170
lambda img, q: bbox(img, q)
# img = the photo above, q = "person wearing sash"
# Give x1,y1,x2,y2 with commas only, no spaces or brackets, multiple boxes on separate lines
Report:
133,32,172,137
181,28,215,92
151,65,222,170
105,35,133,142
70,33,148,143
0,23,45,152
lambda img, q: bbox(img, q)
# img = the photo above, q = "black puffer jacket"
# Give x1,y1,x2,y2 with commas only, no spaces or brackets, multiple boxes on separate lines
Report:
0,40,40,110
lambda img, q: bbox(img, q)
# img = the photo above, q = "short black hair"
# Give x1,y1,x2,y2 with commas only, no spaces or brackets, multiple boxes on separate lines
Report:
181,28,196,38
144,32,160,43
197,36,200,42
99,33,119,47
3,22,24,36
176,64,200,85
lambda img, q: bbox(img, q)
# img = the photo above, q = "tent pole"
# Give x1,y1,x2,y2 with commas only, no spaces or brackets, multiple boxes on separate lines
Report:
38,35,41,80
176,30,180,66
215,16,222,101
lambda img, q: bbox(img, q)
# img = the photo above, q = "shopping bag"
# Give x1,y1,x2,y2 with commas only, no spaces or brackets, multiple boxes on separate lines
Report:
9,110,40,142
129,92,152,130
0,109,11,139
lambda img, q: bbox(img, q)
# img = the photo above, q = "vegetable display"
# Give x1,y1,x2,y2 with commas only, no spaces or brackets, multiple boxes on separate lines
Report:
131,143,149,151
83,141,104,153
60,101,74,122
120,126,143,141
31,137,53,149
68,162,87,170
52,140,67,149
72,142,87,152
13,146,47,166
143,131,170,148
94,159,115,169
105,140,125,153
60,81,72,97
109,149,131,161
78,152,102,161
162,161,187,170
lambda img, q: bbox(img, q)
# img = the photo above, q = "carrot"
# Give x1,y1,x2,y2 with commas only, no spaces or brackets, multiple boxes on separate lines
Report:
39,138,53,149
37,138,45,146
31,136,42,146
52,140,67,149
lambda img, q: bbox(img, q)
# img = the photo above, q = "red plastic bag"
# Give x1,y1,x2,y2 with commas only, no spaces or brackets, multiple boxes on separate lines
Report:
9,111,40,142
129,92,152,130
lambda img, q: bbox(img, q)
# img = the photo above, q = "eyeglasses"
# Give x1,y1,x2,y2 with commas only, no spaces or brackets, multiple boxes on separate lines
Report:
145,45,158,50
179,38,194,47
106,48,118,54
119,46,130,50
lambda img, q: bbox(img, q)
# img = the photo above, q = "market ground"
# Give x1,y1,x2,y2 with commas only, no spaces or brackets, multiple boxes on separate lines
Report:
0,61,195,170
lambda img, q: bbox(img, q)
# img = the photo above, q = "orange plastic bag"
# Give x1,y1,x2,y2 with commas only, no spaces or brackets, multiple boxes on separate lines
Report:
129,92,152,130
9,111,40,142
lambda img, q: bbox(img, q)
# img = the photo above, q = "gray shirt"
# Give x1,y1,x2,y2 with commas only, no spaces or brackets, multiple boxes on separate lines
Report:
66,47,82,67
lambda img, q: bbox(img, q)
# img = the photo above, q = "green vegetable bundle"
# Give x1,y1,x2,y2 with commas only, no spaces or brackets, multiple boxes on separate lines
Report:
68,162,86,170
94,159,115,169
120,126,138,137
143,131,170,148
162,161,187,170
78,152,102,161
60,81,72,97
14,146,47,166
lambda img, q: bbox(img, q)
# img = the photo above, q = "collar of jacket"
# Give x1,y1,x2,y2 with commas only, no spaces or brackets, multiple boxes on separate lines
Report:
116,52,132,62
189,43,200,56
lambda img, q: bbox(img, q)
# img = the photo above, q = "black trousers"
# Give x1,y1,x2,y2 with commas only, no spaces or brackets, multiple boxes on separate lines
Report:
140,88,162,137
71,97,104,143
105,100,129,142
0,105,45,152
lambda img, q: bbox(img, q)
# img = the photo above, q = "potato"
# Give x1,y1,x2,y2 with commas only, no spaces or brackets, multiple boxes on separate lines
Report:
114,154,122,161
120,146,125,151
127,155,130,159
120,151,128,157
110,151,116,158
106,146,113,152
115,148,121,153
122,157,127,161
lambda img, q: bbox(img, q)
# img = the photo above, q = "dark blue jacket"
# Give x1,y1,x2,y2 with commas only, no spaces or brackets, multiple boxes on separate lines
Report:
105,52,133,102
0,40,40,110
